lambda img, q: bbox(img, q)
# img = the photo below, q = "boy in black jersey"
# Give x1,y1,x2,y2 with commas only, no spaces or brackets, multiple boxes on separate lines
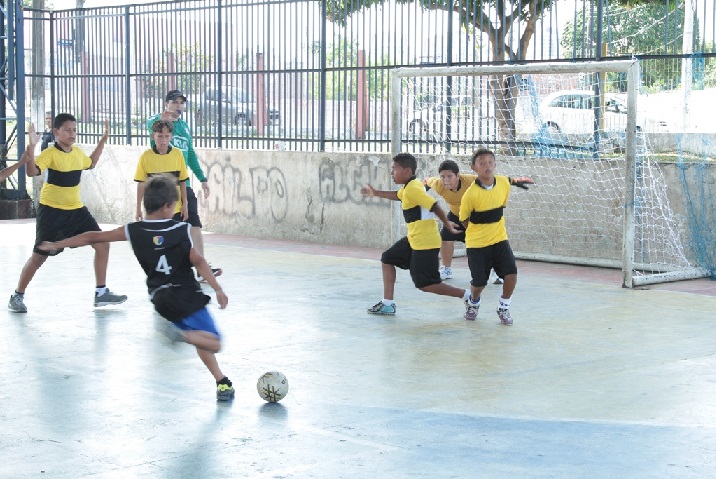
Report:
38,174,235,401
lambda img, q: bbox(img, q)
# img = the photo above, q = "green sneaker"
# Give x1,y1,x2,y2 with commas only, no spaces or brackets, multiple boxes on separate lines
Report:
217,382,235,401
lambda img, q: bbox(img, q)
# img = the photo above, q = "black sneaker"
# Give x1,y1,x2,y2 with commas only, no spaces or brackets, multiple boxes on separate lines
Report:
198,267,223,283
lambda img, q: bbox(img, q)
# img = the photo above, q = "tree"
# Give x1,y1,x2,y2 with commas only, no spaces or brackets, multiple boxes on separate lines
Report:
138,43,213,99
311,38,392,101
326,0,557,142
561,2,697,90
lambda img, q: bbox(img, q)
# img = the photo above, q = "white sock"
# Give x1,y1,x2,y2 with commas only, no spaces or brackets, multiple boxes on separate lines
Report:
96,286,108,296
382,299,395,306
499,297,511,309
468,295,480,306
462,289,471,302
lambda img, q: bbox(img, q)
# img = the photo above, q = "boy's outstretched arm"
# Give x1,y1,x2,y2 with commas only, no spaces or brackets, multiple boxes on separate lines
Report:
89,120,110,168
190,248,228,309
37,226,126,252
360,184,399,201
16,123,42,178
0,154,31,182
508,176,535,190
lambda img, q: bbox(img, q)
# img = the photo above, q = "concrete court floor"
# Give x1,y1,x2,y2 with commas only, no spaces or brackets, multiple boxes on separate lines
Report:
1,219,716,479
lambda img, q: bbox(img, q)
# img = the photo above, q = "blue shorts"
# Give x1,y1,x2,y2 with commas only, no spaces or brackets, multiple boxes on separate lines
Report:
174,307,220,338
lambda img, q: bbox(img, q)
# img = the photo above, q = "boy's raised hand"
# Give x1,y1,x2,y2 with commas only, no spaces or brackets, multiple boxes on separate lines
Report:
27,123,41,148
101,119,110,142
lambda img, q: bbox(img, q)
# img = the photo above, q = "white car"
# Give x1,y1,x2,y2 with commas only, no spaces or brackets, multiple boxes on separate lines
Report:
538,90,668,137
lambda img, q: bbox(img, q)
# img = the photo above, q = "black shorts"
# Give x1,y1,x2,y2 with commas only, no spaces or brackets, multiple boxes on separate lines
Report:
34,204,101,256
151,284,211,322
440,211,466,242
466,240,517,287
172,185,202,228
381,237,441,289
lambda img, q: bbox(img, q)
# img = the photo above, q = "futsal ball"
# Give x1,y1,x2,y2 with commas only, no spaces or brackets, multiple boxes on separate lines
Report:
257,371,289,403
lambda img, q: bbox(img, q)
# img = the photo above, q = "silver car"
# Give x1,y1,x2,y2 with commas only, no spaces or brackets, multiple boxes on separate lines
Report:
194,87,280,126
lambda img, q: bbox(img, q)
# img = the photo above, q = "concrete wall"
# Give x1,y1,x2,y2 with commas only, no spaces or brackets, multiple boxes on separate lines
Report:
78,145,715,265
79,146,397,249
647,133,716,157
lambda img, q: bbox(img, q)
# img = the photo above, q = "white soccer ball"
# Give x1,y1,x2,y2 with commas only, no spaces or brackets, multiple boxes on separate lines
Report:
257,371,289,403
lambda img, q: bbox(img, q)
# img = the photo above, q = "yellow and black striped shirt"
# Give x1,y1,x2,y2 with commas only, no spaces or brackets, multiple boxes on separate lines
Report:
134,146,189,215
36,144,92,210
425,173,477,216
459,175,511,248
397,177,441,250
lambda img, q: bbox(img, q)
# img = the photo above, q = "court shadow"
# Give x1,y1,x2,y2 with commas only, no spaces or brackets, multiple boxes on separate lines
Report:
258,402,288,422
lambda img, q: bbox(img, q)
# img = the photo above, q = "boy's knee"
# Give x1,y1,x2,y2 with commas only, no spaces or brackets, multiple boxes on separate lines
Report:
92,242,110,252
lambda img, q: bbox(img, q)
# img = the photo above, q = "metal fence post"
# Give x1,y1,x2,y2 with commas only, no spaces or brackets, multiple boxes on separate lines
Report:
124,6,131,144
216,0,223,149
15,0,26,197
319,0,327,151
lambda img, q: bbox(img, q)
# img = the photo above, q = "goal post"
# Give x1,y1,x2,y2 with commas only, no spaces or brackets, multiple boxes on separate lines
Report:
390,60,709,287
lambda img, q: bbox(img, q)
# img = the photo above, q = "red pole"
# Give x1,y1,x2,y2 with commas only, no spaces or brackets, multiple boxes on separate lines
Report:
81,52,91,122
167,52,177,92
256,53,267,135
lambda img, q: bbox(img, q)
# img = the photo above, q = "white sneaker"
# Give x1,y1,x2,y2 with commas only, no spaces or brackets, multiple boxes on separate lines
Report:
439,266,453,280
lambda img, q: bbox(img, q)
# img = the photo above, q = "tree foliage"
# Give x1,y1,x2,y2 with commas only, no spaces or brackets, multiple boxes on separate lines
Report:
561,2,698,90
327,0,556,63
311,38,391,100
139,43,213,99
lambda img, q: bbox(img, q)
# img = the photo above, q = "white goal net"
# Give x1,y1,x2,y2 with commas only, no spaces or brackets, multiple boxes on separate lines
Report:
391,60,709,287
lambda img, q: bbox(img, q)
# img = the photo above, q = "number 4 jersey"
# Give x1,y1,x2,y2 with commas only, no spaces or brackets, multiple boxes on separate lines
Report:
125,219,209,320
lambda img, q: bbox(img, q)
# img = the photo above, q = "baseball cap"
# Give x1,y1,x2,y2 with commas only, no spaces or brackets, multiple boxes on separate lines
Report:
165,90,187,102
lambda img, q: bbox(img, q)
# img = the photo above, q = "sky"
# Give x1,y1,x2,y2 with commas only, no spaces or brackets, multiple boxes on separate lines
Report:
52,0,157,9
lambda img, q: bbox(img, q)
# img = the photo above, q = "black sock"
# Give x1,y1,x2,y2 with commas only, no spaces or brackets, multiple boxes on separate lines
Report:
217,376,232,386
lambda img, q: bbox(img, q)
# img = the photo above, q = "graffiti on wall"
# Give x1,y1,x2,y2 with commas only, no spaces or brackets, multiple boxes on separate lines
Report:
319,156,391,206
203,157,288,221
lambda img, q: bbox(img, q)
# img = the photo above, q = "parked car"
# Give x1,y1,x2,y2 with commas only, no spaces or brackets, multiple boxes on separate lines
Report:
193,87,280,126
537,89,669,137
